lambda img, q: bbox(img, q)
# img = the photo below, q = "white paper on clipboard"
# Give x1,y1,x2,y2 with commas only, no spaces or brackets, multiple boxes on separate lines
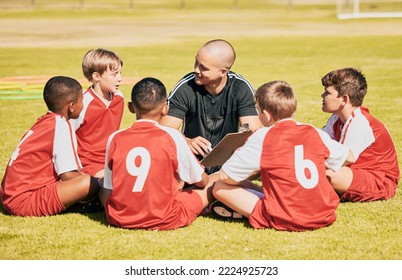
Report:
200,130,252,168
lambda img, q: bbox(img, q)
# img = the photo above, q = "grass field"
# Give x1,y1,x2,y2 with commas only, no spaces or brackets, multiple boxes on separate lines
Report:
0,1,401,261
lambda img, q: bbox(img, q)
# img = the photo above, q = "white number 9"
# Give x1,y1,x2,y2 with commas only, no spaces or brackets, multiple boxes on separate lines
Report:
126,147,151,192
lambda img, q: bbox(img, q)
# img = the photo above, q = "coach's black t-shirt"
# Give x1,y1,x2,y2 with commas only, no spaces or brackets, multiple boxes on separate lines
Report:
167,71,258,173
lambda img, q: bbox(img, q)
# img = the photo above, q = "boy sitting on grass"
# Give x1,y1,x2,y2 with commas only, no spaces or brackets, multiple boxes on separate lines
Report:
321,67,400,202
99,77,215,230
71,48,124,179
1,76,100,217
212,80,353,231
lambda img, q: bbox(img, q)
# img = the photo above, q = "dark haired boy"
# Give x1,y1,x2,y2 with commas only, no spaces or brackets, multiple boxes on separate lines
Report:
100,77,214,230
1,76,100,216
321,67,399,202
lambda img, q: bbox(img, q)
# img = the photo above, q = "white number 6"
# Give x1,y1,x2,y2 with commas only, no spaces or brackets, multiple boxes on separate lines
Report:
294,145,319,189
126,147,151,192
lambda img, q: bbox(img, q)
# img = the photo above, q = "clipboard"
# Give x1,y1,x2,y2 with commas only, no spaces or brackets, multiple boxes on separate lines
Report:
200,130,252,168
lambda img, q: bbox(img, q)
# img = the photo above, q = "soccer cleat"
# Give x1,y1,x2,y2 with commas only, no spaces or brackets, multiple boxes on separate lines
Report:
211,201,244,220
64,197,104,214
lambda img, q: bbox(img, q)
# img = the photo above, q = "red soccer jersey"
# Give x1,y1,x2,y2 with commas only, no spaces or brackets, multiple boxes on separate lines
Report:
323,106,400,200
70,87,124,176
1,112,82,212
103,120,205,230
222,120,349,231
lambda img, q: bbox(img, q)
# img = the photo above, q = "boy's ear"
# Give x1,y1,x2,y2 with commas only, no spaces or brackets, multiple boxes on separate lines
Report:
92,72,101,82
341,94,349,105
262,109,271,122
127,102,135,114
65,101,74,119
68,101,74,113
161,104,169,116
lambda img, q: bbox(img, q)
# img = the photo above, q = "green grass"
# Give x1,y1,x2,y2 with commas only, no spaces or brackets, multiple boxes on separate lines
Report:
0,2,402,260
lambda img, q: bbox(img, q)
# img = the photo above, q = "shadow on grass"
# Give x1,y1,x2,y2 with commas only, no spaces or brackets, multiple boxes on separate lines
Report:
62,210,253,230
61,207,109,226
81,210,109,226
204,213,253,228
0,202,8,215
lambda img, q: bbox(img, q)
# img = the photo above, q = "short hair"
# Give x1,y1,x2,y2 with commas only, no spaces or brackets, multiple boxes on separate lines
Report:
202,39,236,69
43,76,82,113
131,77,167,113
321,67,367,107
82,48,123,82
255,80,297,121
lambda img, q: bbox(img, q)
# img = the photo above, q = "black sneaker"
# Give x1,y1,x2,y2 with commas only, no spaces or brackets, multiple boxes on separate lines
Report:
65,197,104,214
211,201,244,220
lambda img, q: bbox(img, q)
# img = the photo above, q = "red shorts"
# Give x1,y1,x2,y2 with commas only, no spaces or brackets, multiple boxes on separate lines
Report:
171,189,204,229
249,199,336,231
4,183,65,217
341,169,397,202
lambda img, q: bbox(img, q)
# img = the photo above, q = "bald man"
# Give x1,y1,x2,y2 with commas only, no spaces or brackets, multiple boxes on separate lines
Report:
161,39,262,177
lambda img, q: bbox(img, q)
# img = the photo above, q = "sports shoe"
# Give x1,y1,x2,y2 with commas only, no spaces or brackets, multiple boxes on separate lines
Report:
64,197,104,214
211,201,244,220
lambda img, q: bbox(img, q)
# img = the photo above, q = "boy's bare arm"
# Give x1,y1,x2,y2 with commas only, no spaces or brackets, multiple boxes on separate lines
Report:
344,149,355,165
59,170,81,181
160,115,183,130
219,169,261,191
239,115,262,132
219,169,240,186
193,172,209,188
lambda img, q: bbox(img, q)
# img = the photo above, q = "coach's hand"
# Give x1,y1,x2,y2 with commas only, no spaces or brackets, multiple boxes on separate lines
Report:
186,136,212,157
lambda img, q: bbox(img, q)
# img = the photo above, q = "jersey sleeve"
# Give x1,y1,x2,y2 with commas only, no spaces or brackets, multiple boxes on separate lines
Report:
221,128,267,182
316,128,349,172
342,115,375,160
233,75,258,117
103,131,119,190
167,74,194,120
166,127,205,184
53,116,82,175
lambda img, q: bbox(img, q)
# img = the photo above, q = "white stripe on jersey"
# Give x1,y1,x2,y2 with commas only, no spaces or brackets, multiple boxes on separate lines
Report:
53,115,82,175
167,73,195,105
228,72,255,96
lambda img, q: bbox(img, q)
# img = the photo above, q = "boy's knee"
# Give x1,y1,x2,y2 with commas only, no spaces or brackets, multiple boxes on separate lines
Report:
76,174,100,197
212,181,224,199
